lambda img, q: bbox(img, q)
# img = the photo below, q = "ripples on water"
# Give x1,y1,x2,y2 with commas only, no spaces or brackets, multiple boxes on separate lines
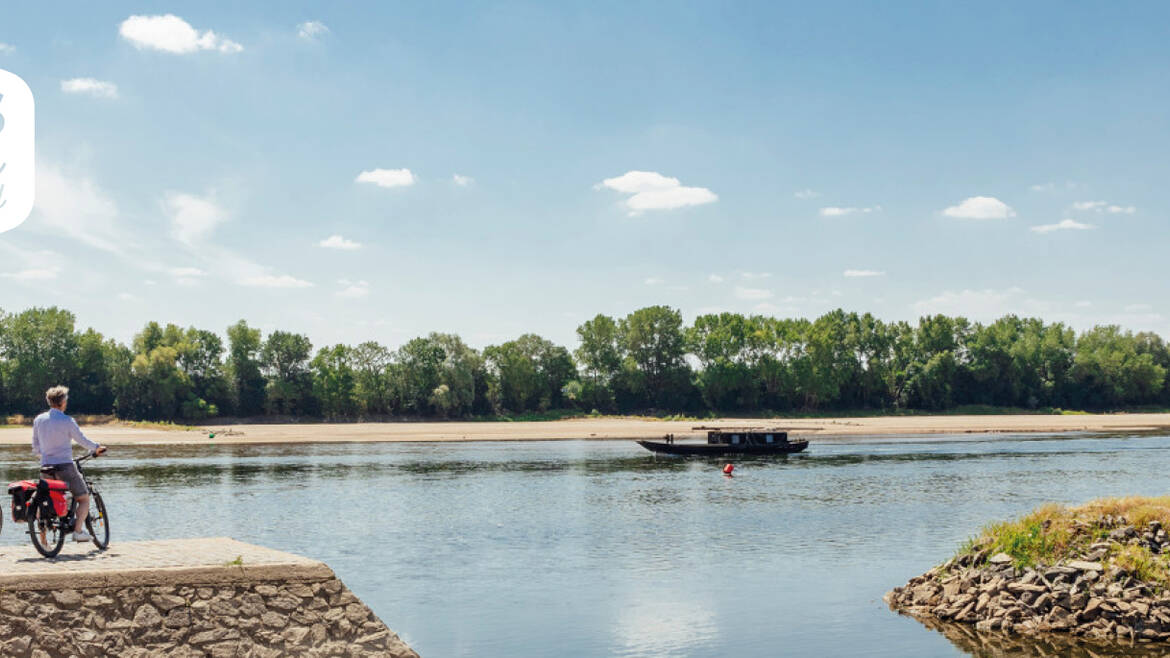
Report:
1,432,1168,657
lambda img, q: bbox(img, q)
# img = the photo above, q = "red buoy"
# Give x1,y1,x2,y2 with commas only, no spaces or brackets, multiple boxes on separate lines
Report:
723,463,734,475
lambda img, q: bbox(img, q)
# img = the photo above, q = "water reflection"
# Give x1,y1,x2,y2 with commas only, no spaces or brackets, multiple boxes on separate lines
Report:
0,434,1169,656
916,616,1157,657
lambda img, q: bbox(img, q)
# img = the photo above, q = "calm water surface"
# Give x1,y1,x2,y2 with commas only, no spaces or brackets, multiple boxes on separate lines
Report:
3,432,1169,657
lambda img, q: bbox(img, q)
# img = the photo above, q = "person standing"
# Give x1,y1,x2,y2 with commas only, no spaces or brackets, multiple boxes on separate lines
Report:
31,386,106,542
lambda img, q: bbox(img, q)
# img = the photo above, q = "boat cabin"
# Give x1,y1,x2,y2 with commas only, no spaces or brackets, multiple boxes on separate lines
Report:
702,428,789,446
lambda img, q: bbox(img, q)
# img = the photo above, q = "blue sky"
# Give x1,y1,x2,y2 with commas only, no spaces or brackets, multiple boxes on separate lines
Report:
1,3,1168,349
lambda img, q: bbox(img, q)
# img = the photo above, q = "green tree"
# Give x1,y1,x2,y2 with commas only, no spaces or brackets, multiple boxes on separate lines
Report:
226,320,266,416
261,331,315,415
0,307,81,414
311,344,356,417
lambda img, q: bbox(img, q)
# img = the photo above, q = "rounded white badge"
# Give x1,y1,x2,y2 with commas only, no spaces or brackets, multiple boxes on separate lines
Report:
0,68,35,234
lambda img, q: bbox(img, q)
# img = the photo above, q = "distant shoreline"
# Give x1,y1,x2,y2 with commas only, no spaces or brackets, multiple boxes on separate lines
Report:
2,413,1170,446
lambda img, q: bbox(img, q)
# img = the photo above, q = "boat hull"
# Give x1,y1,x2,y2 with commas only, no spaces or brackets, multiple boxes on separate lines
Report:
636,439,809,456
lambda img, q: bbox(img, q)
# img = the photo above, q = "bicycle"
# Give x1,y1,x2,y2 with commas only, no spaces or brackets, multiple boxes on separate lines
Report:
10,451,110,558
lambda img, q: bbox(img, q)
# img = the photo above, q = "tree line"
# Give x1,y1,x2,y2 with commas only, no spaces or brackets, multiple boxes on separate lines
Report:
1,305,1167,421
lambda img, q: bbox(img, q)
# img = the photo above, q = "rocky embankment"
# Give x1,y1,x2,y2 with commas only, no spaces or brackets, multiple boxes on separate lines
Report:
887,507,1170,645
0,538,418,658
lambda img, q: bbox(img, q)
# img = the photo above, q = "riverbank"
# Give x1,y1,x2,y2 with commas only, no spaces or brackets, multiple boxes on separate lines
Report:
0,537,416,657
887,497,1170,645
1,413,1169,446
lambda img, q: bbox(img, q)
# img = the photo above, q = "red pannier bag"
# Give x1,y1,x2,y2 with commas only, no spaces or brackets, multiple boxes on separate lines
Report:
8,479,69,521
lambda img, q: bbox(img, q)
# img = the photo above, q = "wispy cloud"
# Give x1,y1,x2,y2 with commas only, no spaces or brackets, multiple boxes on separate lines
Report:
61,78,119,99
1030,219,1095,234
319,235,361,250
819,206,880,217
843,269,885,277
740,272,771,280
0,43,14,54
597,171,717,215
1125,303,1153,313
734,286,772,301
166,192,228,245
644,277,664,286
1,266,61,281
453,174,474,187
356,168,416,188
336,279,370,299
942,196,1015,219
119,14,243,54
912,287,1055,321
794,189,819,199
1072,200,1135,214
297,21,330,40
240,274,313,289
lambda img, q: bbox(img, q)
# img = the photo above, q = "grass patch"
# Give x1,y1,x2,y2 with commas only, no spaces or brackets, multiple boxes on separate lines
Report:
960,496,1170,580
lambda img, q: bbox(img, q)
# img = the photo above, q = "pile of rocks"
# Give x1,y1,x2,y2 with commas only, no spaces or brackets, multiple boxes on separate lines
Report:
886,518,1170,643
0,579,418,657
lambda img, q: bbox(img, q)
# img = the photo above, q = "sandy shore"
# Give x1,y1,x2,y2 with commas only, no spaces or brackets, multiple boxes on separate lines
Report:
1,414,1169,446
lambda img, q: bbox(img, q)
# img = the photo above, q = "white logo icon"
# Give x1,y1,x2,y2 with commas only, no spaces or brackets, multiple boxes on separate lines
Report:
0,68,35,234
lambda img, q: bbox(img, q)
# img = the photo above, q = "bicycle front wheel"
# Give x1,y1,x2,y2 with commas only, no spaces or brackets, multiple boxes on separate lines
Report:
86,492,109,549
28,496,65,558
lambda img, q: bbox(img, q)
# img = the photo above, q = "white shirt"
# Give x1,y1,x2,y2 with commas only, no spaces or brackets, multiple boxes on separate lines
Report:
31,408,100,465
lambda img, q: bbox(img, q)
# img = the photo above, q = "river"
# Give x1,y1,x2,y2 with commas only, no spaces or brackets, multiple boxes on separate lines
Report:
2,432,1167,657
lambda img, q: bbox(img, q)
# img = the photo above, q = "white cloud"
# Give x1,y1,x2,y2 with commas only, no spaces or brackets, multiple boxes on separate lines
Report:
60,78,119,99
119,14,243,54
843,269,885,277
1,267,60,281
794,189,819,199
166,192,228,245
734,286,772,301
169,267,206,277
912,287,1057,321
644,277,664,286
319,235,361,250
819,206,880,217
597,170,717,215
0,43,14,54
239,274,313,289
1074,300,1092,308
740,271,772,280
117,292,140,302
707,274,725,284
942,196,1015,219
297,21,330,40
1071,201,1136,214
356,168,416,188
1125,303,1153,313
33,163,127,254
336,279,370,299
452,174,474,186
1030,219,1095,234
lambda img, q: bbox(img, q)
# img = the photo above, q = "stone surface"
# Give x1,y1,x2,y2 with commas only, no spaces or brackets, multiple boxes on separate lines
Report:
0,538,418,658
887,518,1170,647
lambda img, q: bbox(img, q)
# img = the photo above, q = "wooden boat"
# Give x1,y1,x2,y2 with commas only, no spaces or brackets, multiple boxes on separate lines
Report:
636,426,809,456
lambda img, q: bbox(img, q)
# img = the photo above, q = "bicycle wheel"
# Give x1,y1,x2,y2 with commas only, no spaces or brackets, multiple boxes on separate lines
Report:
27,495,65,558
86,492,109,549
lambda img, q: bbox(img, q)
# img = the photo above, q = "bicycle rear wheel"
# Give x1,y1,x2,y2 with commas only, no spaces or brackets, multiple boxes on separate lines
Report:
86,492,109,549
28,495,65,558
